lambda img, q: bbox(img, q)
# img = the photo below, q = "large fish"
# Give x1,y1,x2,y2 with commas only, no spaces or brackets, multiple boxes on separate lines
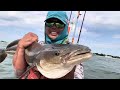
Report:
0,39,92,79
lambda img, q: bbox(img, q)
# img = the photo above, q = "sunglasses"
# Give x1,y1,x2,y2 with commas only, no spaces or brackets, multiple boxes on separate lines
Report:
45,21,65,28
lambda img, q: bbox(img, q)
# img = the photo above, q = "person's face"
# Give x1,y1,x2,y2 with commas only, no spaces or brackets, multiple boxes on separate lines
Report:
45,18,65,40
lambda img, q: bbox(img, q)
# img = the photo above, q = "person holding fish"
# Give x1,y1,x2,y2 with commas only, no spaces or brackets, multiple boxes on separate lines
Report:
13,11,84,79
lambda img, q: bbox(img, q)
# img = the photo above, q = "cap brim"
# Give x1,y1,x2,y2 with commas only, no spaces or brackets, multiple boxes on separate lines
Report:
45,16,66,24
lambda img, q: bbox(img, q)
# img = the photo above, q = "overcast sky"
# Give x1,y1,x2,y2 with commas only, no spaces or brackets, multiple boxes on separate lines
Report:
0,11,120,56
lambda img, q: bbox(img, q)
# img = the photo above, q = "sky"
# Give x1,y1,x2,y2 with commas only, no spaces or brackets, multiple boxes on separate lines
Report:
0,11,120,56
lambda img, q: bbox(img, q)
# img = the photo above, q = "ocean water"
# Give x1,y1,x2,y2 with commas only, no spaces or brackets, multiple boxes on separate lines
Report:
0,42,120,79
0,42,16,79
83,55,120,79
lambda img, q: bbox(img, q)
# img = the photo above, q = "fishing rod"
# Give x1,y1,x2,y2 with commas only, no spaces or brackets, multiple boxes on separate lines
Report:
69,11,72,22
77,11,86,44
72,11,81,44
68,11,72,34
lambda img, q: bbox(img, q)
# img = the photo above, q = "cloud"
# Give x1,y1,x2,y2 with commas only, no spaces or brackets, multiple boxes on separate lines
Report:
69,22,101,39
81,11,120,30
89,42,120,56
0,16,20,21
1,11,120,29
91,42,120,49
0,11,48,29
112,34,120,39
0,31,22,41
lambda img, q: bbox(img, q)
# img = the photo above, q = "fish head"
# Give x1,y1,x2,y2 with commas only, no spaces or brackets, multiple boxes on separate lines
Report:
35,44,92,79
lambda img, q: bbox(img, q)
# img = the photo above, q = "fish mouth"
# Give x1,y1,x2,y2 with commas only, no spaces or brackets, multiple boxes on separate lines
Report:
67,52,92,65
60,49,92,64
68,51,92,61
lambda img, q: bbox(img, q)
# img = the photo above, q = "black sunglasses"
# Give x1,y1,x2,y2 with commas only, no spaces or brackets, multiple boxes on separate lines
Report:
45,19,65,28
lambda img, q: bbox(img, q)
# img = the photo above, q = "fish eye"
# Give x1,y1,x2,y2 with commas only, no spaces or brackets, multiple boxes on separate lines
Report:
55,51,60,56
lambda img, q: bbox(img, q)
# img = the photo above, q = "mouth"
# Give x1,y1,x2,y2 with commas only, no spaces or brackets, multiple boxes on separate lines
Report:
50,31,58,36
66,52,92,66
59,50,92,65
70,52,92,60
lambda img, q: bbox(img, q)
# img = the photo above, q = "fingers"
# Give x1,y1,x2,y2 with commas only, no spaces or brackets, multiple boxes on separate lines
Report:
24,32,38,40
27,32,38,43
18,32,39,48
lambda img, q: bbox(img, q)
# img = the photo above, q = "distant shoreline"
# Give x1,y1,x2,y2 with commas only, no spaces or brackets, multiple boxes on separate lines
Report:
93,53,120,59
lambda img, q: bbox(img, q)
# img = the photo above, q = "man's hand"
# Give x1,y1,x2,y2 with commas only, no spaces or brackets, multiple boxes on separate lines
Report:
18,32,38,49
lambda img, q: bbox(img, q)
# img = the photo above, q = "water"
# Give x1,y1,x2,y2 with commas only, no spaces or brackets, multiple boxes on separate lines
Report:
0,42,16,79
0,42,120,79
83,55,120,79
